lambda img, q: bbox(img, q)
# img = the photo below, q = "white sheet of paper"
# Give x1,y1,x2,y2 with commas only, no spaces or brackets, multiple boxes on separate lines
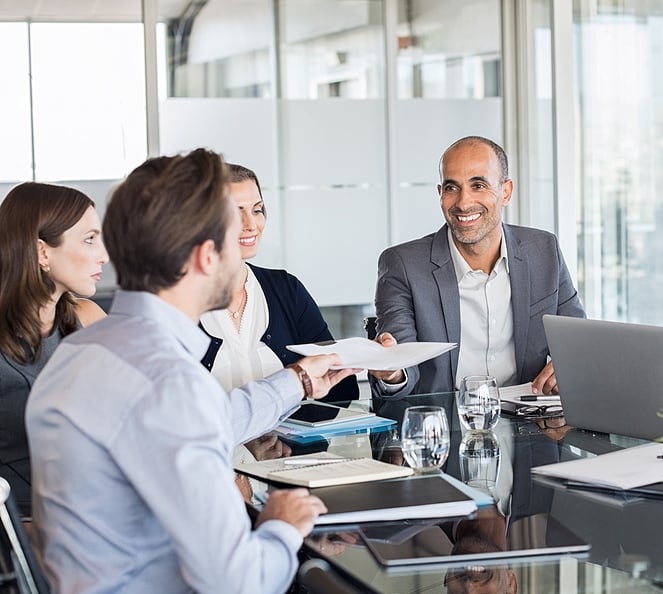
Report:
531,442,663,490
498,382,561,406
286,337,457,370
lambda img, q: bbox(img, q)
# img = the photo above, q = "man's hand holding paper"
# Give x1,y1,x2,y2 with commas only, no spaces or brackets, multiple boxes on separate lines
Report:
287,336,456,372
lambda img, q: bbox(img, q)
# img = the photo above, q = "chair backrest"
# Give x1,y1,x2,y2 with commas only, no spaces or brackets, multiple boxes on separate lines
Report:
0,479,50,594
363,316,377,340
298,559,367,594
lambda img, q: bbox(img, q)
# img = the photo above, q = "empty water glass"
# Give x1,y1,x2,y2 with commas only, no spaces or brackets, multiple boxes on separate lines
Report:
400,406,450,472
457,375,501,431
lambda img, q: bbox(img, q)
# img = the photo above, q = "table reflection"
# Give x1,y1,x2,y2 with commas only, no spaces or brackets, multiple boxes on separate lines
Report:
241,394,663,592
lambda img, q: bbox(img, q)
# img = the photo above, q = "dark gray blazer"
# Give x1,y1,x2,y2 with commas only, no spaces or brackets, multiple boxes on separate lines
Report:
370,223,585,398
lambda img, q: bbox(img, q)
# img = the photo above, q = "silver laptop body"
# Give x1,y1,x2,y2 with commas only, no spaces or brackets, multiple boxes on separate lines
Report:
543,315,663,441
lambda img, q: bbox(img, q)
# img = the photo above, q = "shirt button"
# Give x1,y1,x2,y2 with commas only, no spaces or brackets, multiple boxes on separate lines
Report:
265,334,271,341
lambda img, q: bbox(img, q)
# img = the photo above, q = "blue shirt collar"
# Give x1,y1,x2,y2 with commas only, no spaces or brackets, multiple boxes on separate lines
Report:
109,290,210,361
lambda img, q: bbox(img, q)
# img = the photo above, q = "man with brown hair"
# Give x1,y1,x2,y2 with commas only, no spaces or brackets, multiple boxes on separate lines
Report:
26,149,356,594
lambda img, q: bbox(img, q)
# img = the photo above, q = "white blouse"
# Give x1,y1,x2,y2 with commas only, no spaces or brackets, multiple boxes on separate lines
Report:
200,266,283,392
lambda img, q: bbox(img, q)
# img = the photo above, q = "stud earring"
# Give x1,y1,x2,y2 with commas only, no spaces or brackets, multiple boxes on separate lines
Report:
41,265,50,273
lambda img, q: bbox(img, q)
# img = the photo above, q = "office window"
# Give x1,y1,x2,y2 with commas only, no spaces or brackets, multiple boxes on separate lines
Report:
170,0,273,98
30,23,147,180
391,0,503,244
0,23,32,182
396,0,501,99
574,2,663,323
280,0,385,99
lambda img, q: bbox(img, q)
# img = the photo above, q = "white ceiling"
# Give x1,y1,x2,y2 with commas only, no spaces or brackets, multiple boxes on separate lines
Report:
0,0,189,21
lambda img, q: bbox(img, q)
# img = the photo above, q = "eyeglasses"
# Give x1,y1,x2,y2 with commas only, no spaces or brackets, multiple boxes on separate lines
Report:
515,404,564,420
516,404,567,434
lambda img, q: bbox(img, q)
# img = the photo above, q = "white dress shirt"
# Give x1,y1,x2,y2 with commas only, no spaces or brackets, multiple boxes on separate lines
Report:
449,228,517,388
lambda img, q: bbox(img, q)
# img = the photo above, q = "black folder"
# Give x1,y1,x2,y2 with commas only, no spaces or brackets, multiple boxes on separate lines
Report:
311,473,477,525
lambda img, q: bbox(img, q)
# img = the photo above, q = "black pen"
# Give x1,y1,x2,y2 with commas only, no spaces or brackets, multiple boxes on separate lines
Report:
519,395,559,402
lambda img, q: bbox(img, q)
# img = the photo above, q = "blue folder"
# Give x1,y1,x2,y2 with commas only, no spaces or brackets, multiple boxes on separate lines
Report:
274,415,397,444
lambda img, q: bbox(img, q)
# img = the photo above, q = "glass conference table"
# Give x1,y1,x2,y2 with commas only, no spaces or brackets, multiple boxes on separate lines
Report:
252,392,663,593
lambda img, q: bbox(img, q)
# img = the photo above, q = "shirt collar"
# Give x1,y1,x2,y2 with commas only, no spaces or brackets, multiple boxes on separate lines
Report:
109,290,210,360
447,225,510,284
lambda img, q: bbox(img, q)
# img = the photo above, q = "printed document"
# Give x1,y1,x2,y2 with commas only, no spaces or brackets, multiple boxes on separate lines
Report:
531,442,663,490
499,382,561,412
287,337,456,370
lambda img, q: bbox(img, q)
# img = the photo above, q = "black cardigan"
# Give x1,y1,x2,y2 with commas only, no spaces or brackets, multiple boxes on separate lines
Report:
201,264,359,402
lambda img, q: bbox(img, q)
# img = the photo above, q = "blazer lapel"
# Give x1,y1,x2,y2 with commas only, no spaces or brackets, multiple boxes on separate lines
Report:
505,225,530,382
431,226,461,380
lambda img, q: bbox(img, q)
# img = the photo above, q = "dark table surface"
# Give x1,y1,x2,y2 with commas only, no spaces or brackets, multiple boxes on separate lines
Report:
278,392,663,594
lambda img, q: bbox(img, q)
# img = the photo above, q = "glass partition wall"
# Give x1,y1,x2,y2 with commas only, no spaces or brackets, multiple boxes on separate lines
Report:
6,1,662,326
573,0,663,323
158,0,504,336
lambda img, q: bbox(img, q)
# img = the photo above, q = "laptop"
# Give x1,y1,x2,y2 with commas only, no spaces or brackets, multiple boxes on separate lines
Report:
543,315,663,441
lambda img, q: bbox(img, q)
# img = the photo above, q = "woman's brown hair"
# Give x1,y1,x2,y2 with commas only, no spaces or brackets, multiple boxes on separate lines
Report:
0,182,95,364
227,163,266,216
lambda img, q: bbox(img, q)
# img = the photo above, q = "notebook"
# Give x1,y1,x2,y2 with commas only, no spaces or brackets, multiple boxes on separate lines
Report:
310,473,477,525
234,452,413,488
543,315,663,441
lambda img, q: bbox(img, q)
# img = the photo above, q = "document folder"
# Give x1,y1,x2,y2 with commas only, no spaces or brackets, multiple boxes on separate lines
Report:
310,473,477,525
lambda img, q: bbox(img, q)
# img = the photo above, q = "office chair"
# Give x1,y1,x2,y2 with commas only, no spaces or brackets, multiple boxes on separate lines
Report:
363,316,377,340
0,479,50,594
298,559,369,594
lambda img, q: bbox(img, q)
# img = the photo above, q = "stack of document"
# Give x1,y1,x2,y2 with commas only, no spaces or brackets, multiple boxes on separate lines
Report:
237,453,478,525
531,442,663,491
499,382,561,414
287,337,456,371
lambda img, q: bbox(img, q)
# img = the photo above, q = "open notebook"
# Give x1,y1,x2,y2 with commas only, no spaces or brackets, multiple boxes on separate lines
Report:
235,452,413,488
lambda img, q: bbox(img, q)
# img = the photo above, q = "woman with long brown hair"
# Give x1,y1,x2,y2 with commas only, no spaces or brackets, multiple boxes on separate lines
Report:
0,182,109,516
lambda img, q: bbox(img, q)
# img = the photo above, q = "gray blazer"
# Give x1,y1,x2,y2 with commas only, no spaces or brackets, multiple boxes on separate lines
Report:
370,223,585,398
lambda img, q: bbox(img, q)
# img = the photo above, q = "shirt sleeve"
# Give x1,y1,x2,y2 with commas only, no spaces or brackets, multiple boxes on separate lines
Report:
228,368,303,444
110,368,303,594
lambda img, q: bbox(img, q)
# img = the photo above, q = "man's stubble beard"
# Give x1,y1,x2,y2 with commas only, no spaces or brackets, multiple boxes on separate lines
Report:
209,283,232,311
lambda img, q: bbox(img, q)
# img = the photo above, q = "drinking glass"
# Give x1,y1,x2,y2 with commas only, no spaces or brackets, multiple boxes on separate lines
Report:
400,406,450,472
457,375,501,431
459,429,501,494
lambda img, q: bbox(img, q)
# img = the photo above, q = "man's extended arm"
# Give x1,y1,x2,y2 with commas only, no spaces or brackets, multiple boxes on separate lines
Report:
369,247,421,398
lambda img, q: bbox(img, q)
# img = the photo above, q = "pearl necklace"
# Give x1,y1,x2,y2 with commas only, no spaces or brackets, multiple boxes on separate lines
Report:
227,285,247,320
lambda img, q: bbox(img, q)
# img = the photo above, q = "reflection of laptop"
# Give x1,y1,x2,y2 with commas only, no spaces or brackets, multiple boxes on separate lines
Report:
543,315,663,441
359,515,589,568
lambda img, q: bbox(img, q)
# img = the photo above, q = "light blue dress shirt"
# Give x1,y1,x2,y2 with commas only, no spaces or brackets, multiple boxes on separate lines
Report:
26,291,304,594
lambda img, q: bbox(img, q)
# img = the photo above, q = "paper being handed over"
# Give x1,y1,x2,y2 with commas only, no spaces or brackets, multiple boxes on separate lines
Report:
287,337,456,371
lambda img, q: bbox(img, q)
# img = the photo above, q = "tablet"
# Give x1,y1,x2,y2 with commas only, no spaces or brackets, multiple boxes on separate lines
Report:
284,401,375,427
